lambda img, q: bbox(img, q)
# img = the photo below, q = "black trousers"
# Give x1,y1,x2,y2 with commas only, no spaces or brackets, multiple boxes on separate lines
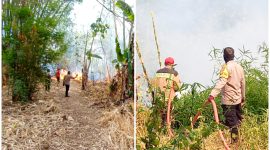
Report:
45,80,50,91
221,104,242,134
65,85,70,97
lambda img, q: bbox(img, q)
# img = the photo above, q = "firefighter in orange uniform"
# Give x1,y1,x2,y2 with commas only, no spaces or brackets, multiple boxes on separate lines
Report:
153,57,181,137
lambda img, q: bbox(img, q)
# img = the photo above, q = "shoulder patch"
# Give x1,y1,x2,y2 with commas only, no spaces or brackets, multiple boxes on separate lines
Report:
156,73,172,79
219,64,229,79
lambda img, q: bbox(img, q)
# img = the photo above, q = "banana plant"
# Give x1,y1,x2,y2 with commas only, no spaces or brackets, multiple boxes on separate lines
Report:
115,0,134,48
113,37,133,75
115,0,134,24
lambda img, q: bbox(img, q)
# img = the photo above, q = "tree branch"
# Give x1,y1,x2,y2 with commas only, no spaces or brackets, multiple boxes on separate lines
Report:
96,0,131,23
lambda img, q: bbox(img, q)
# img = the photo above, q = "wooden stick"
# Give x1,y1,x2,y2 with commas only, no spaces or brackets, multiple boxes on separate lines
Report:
136,41,152,91
151,12,162,68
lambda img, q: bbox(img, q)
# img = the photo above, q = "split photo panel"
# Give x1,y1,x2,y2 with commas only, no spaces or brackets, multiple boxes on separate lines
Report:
1,0,268,149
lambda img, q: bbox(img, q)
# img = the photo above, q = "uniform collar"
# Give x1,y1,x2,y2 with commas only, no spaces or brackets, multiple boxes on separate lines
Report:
226,60,234,64
165,66,172,69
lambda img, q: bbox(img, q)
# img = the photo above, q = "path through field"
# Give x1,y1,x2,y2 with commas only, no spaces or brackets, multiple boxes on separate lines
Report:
204,130,239,150
2,79,134,150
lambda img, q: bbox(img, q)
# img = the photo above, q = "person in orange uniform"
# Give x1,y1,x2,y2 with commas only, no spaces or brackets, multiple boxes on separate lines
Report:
56,68,61,86
153,57,181,137
208,47,245,143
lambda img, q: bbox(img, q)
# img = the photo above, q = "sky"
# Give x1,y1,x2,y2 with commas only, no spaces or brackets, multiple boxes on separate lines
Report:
136,0,268,87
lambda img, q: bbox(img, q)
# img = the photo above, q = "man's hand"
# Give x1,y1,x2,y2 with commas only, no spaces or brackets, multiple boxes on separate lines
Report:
208,95,215,102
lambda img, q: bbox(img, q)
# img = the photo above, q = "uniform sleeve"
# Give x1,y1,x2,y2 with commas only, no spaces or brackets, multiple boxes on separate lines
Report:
240,70,246,101
210,78,228,97
210,64,229,97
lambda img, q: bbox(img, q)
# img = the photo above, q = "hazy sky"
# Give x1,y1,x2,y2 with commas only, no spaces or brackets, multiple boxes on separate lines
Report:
68,0,134,78
71,0,134,32
136,0,268,86
71,0,100,32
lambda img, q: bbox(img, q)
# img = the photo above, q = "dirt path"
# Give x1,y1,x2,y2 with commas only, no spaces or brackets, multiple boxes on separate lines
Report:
49,80,109,149
2,79,134,150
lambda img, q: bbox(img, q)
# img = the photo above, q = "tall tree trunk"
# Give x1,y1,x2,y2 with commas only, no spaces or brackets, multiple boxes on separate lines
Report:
87,5,104,78
112,0,118,38
82,31,89,90
122,0,126,49
100,38,111,82
82,36,96,90
87,36,96,72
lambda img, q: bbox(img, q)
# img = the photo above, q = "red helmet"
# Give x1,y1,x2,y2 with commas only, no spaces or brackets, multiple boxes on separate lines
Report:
165,57,175,65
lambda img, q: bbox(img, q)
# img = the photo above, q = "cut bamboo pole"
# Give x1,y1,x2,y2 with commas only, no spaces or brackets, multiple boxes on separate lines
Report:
136,41,152,91
151,12,162,68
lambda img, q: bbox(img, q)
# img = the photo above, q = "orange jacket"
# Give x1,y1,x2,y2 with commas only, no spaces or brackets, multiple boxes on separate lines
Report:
210,60,245,105
153,67,181,101
56,70,60,78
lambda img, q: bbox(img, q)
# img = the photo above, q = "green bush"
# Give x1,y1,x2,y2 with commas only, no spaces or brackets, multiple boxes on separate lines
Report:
2,0,78,102
245,68,268,115
139,44,268,149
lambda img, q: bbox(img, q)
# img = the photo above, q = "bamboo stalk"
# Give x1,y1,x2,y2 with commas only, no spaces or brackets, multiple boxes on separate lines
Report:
136,41,151,90
151,12,162,68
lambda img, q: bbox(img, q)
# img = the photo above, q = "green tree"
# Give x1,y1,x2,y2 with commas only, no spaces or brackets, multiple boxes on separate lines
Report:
81,17,109,90
2,0,81,102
